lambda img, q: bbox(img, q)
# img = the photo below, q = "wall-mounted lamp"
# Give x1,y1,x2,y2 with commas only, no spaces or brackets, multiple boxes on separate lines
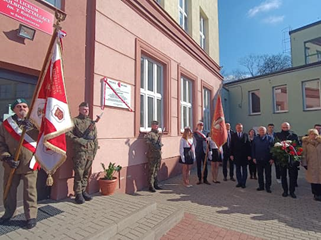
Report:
17,24,36,40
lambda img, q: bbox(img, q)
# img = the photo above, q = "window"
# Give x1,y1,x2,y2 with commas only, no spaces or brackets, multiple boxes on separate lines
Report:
0,84,13,99
249,90,260,114
305,37,321,64
303,80,321,110
180,77,193,131
200,15,206,50
273,85,288,112
203,88,211,132
140,56,163,131
42,0,61,9
178,0,188,31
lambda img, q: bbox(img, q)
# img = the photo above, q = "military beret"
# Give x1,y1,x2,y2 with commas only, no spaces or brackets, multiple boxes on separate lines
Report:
11,98,28,111
79,102,89,107
151,120,159,125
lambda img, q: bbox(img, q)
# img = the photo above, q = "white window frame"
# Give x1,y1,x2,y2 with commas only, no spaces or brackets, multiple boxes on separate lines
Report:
178,0,188,31
203,88,211,132
249,90,261,115
273,85,288,113
303,79,321,111
42,0,62,9
140,56,163,131
200,15,206,50
180,77,193,132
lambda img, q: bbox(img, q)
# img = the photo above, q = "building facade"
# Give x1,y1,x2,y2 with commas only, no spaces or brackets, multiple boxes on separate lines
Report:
224,21,321,136
0,0,222,203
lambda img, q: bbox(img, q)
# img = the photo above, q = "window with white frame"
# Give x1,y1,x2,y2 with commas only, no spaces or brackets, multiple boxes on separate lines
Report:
181,77,193,131
140,57,163,131
273,85,288,112
42,0,62,9
249,90,261,114
178,0,188,31
200,15,206,50
303,79,321,110
203,88,211,132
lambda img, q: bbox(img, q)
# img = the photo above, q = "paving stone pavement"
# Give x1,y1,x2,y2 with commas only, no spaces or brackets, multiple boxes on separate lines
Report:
0,166,320,240
134,167,321,240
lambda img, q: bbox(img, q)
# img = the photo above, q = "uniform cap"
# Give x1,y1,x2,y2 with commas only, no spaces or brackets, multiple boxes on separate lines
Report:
151,120,159,125
79,102,89,107
197,121,204,126
11,98,28,111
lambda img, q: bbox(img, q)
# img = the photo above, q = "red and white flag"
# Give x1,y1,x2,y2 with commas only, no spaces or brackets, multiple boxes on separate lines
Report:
30,30,73,175
211,94,227,149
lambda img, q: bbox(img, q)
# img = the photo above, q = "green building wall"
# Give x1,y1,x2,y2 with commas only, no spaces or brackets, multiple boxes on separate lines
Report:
224,63,321,136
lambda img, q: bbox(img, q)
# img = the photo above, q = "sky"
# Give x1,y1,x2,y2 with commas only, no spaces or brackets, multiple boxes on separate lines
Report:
218,0,321,76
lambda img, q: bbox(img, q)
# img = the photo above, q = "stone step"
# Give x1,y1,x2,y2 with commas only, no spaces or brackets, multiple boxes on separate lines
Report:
110,204,184,240
86,194,157,240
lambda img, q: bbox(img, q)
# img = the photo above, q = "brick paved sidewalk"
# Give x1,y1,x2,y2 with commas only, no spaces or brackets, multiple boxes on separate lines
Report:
135,167,321,240
162,213,263,240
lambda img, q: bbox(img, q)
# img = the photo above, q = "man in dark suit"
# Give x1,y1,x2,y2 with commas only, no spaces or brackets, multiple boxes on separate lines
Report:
267,123,281,184
222,123,235,181
275,122,300,198
230,123,251,188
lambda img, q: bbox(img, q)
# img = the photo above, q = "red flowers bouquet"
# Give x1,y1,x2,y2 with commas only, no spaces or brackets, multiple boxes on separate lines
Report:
271,140,303,167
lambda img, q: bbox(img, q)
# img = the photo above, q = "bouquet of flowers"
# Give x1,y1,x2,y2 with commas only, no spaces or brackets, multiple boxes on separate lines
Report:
270,140,303,167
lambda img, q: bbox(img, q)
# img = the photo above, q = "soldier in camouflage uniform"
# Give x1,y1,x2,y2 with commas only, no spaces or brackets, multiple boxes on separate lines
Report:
145,120,163,192
0,98,38,229
66,102,98,204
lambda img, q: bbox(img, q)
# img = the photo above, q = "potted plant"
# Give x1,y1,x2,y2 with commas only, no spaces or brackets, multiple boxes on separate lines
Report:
99,162,122,196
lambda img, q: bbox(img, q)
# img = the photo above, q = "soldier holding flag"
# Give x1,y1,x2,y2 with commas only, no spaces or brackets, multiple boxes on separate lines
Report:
0,99,38,229
66,102,98,204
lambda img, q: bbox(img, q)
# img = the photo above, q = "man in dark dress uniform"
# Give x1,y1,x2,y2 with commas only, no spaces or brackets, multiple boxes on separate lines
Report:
222,123,235,181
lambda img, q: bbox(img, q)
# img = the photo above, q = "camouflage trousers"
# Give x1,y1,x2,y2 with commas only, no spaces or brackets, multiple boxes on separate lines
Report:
147,157,161,188
73,151,94,195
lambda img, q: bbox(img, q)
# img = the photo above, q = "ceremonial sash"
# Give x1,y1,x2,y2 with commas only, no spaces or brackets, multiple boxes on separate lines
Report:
3,117,40,170
195,130,207,140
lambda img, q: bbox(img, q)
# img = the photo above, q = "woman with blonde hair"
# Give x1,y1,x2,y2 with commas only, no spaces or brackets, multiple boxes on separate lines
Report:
302,129,321,201
207,135,223,183
179,127,195,187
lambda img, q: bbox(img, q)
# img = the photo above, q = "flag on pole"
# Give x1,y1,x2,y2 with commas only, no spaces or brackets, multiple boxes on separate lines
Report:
211,94,227,149
30,30,73,183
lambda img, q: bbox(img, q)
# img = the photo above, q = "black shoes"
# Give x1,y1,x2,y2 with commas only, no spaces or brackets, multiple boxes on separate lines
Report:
230,178,236,182
290,193,297,199
75,193,85,204
236,184,242,188
82,191,93,201
282,192,288,197
196,181,202,185
203,180,211,185
26,218,37,229
154,185,162,190
149,187,156,193
314,195,321,201
257,187,264,191
241,184,246,189
0,217,10,225
266,189,272,193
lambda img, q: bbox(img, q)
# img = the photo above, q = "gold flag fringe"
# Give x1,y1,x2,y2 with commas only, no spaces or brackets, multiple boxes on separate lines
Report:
46,174,54,186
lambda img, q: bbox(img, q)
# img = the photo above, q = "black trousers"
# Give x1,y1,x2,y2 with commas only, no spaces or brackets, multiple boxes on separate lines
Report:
311,183,321,196
223,155,234,178
275,164,281,179
257,162,271,189
280,166,297,194
249,160,257,178
196,151,208,181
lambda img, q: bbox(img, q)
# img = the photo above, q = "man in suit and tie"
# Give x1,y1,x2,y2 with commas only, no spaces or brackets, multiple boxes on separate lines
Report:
222,123,235,181
230,123,251,188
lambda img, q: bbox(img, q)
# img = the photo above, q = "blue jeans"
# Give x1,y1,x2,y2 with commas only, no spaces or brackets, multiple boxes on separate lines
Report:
235,164,248,186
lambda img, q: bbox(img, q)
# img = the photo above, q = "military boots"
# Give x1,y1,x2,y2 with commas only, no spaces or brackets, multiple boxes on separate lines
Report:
75,193,85,204
82,191,93,201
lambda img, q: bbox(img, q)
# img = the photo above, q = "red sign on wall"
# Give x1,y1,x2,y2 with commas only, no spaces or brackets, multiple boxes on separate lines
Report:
0,0,54,35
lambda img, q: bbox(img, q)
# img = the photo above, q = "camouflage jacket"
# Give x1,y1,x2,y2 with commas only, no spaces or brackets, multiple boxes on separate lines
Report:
66,114,98,157
145,129,163,158
0,115,38,174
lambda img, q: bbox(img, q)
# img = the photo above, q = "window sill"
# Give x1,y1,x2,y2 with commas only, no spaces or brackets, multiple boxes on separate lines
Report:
303,108,321,112
274,110,289,114
249,113,261,116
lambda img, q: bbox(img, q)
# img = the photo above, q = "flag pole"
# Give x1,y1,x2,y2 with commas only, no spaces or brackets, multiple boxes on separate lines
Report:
3,11,67,201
